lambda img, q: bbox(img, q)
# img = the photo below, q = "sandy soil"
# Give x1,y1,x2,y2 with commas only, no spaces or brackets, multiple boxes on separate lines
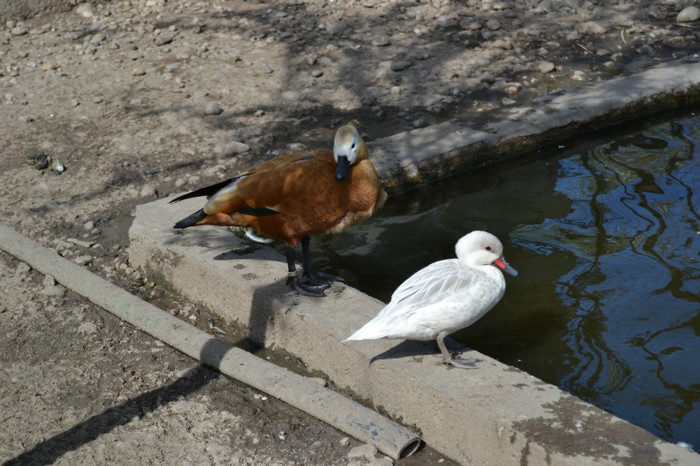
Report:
1,0,697,463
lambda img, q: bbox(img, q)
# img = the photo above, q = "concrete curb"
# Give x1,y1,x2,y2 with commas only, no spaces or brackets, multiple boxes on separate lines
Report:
130,197,699,465
371,58,700,192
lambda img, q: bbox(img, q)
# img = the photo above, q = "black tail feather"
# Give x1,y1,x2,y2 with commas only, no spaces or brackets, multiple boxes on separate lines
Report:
169,177,240,204
174,209,208,229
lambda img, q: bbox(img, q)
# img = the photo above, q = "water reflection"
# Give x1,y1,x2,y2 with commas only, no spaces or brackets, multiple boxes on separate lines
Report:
314,111,700,447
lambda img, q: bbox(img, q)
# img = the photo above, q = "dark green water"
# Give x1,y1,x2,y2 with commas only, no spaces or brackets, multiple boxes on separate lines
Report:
314,110,700,448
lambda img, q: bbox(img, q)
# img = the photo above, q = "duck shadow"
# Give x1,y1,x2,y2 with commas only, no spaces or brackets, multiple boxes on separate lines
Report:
369,338,478,365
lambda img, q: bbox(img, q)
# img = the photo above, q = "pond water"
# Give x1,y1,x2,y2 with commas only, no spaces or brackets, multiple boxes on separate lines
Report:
313,109,700,448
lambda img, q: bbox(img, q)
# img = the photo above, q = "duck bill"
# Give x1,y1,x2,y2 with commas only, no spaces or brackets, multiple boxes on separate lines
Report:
334,155,350,180
494,256,518,276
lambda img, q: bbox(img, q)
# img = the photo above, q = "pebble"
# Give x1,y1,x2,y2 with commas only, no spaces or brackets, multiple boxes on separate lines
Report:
78,321,98,335
42,285,66,297
155,33,175,46
311,69,324,78
74,255,93,266
537,61,555,73
391,59,412,72
677,6,700,23
203,102,223,115
11,26,28,36
485,19,501,31
140,184,157,197
76,3,96,18
216,141,250,156
92,95,104,104
347,444,378,460
43,275,56,287
371,36,391,47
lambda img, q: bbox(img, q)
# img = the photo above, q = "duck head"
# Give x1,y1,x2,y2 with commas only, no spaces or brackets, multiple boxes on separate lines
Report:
333,124,368,180
456,230,518,276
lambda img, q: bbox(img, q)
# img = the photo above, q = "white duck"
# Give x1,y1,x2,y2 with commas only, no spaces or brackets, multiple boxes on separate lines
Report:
344,230,518,368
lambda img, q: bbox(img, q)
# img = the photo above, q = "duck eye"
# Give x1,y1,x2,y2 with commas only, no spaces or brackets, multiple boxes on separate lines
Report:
351,142,357,150
485,246,492,251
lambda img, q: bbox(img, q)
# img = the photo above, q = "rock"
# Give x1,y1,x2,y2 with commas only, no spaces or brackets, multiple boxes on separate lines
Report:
43,275,56,287
203,102,223,115
155,33,175,46
577,21,606,34
311,69,324,78
572,70,585,81
11,26,28,36
15,262,31,276
42,285,66,297
347,444,378,460
76,3,96,18
216,141,250,156
140,184,157,197
537,60,555,73
74,255,93,266
677,6,700,23
371,36,391,46
485,19,501,31
78,321,98,335
391,59,413,71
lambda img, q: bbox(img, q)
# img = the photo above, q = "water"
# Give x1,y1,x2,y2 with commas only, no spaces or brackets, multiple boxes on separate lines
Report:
313,110,700,448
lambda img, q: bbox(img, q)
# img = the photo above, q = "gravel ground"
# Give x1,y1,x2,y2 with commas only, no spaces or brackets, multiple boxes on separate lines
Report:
1,0,698,464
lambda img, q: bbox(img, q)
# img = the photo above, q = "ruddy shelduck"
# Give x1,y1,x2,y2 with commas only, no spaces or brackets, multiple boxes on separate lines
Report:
344,231,517,368
171,124,387,297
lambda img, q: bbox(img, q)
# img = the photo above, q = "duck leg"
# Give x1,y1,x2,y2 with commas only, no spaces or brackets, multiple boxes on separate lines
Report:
284,245,328,297
436,332,477,369
300,235,345,284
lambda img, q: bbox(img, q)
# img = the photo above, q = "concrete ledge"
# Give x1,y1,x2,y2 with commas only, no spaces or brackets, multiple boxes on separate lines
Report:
130,197,699,465
371,58,700,192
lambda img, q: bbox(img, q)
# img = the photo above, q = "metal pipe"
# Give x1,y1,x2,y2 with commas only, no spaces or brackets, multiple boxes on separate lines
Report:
0,221,420,460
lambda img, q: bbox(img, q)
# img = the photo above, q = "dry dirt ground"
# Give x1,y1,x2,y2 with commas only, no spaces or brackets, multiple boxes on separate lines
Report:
1,0,698,464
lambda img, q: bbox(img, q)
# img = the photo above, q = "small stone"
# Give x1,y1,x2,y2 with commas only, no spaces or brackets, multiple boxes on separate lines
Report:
347,444,378,460
92,95,104,104
140,184,157,197
11,26,28,36
74,255,93,266
43,275,56,287
537,61,555,73
485,19,501,31
391,60,412,71
203,102,223,115
371,36,391,46
216,141,250,156
155,33,174,46
83,220,95,231
311,69,324,78
90,32,106,44
339,437,351,447
132,68,146,76
42,285,66,297
76,3,96,18
15,262,31,276
479,72,496,84
677,6,700,23
263,64,274,74
577,21,606,34
78,322,98,335
501,97,516,106
572,70,585,81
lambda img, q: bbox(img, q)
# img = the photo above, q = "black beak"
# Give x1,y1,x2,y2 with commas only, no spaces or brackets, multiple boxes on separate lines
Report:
334,155,350,180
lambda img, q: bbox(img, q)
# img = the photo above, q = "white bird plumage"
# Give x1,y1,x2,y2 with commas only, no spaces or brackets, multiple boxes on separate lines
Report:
344,230,518,368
